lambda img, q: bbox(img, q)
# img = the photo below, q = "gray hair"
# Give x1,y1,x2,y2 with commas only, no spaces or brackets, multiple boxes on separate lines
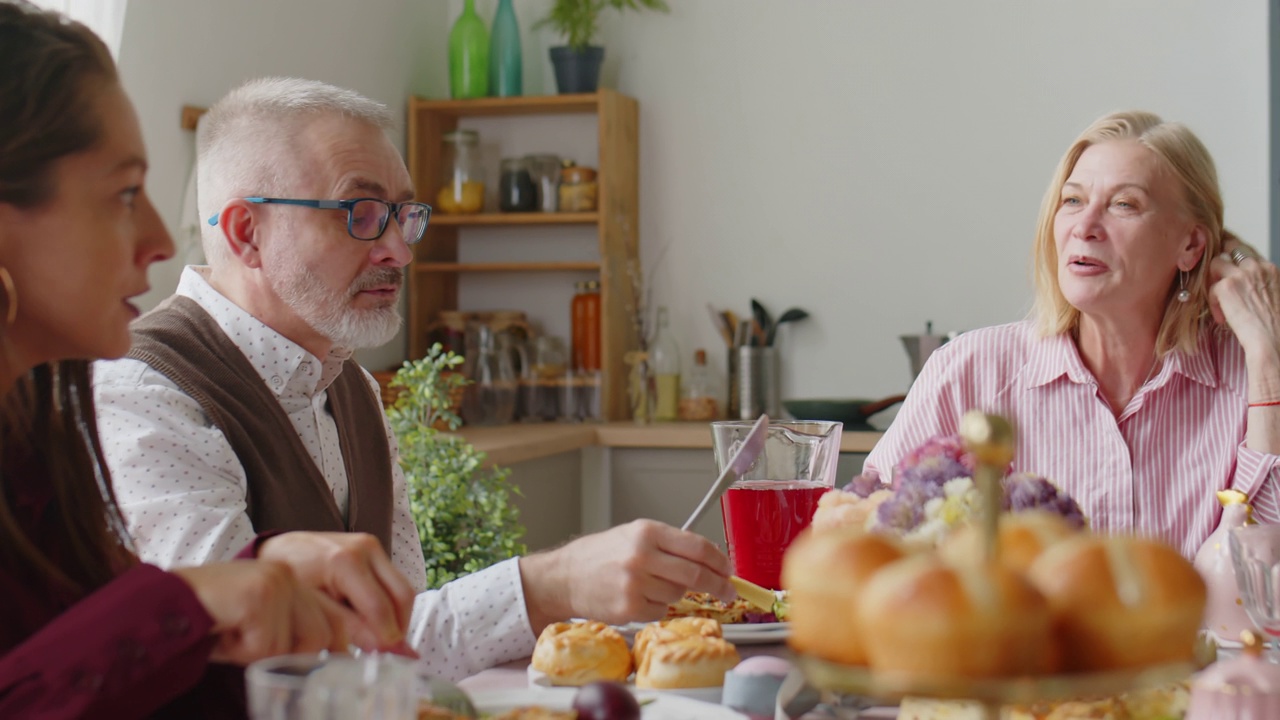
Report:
196,77,393,267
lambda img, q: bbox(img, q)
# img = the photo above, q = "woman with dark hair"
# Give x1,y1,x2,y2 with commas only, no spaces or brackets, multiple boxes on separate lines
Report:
0,3,414,717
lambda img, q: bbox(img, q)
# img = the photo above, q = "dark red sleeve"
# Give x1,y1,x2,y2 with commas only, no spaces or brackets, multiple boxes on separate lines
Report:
0,564,217,720
235,530,288,560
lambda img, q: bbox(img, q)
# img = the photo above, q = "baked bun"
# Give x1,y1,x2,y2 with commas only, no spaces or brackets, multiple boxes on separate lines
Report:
634,636,741,689
857,555,1057,679
782,528,905,665
633,617,722,667
1027,535,1206,671
530,621,631,686
940,511,1078,574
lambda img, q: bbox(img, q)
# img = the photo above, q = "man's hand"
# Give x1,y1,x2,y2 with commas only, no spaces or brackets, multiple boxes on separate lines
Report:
258,532,417,652
518,519,734,632
174,561,356,665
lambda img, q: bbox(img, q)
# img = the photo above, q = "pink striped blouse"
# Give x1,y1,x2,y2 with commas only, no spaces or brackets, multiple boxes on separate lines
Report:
864,321,1280,558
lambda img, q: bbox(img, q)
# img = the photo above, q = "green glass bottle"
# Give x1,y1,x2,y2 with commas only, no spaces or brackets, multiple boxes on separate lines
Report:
449,0,489,99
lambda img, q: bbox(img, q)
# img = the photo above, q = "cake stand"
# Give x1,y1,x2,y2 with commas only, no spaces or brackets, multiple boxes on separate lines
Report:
790,411,1197,720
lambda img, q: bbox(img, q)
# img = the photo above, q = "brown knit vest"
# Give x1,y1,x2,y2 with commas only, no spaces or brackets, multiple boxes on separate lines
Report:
124,295,394,550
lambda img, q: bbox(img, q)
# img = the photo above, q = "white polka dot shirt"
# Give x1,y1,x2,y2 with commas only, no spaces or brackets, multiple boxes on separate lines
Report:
93,266,537,680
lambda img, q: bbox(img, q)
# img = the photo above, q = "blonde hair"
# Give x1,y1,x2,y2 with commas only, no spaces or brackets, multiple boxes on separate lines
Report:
1030,110,1225,356
196,77,393,268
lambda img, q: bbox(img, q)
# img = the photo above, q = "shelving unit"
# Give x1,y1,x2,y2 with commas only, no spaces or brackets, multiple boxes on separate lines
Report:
406,90,640,421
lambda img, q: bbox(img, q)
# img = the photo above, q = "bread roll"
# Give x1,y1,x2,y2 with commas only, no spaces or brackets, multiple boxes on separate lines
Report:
1027,535,1206,671
633,617,721,667
781,528,905,665
940,511,1078,574
857,555,1058,679
530,621,631,686
634,636,740,689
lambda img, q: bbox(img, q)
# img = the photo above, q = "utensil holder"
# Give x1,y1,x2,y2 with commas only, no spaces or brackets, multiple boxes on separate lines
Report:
729,346,780,420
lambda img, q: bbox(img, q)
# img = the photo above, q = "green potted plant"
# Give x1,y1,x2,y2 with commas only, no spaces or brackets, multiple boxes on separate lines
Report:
535,0,669,94
386,344,527,589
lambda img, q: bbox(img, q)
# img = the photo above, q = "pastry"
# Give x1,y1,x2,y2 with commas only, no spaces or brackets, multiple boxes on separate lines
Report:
781,528,905,665
1027,534,1207,671
632,616,722,666
530,621,632,686
664,590,752,623
634,636,741,689
939,510,1078,574
857,554,1058,679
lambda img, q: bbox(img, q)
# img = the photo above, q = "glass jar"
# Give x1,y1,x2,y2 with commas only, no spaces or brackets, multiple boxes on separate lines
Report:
520,335,568,422
437,129,484,214
570,280,601,372
461,323,517,426
678,349,722,421
558,164,598,212
498,157,538,212
524,153,561,212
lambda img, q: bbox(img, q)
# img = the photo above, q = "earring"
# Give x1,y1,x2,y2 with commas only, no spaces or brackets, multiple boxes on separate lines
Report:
0,267,17,325
1177,270,1191,303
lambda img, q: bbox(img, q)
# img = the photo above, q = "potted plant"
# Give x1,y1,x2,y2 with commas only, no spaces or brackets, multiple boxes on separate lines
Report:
535,0,669,94
386,344,527,589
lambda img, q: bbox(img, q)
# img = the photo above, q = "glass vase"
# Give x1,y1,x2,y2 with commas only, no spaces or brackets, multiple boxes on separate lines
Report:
449,0,489,99
489,0,522,97
627,352,655,424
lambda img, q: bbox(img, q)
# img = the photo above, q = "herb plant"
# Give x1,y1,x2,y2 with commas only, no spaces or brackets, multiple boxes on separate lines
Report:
386,344,526,589
535,0,670,52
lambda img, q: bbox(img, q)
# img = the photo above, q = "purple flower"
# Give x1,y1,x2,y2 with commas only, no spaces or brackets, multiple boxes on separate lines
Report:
875,477,942,531
1003,472,1086,529
893,434,976,489
845,471,885,498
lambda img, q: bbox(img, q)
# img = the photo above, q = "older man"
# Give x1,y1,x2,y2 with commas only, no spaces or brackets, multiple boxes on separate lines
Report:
92,77,733,680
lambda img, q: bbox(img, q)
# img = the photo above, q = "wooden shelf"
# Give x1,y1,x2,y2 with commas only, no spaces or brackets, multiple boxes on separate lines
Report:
414,261,601,273
431,212,598,226
410,93,602,117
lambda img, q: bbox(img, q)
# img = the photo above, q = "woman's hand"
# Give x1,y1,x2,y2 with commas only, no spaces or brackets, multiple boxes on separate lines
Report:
173,561,359,666
1209,233,1280,401
258,532,417,653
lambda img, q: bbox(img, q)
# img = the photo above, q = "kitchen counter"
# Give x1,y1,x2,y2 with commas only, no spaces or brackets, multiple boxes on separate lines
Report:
454,421,884,467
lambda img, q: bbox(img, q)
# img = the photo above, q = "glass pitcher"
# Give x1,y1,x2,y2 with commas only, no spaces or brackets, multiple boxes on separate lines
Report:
461,323,517,426
710,419,843,589
521,335,568,423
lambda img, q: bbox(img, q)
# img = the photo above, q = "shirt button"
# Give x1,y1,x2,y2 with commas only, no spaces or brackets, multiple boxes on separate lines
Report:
271,375,283,386
162,613,191,637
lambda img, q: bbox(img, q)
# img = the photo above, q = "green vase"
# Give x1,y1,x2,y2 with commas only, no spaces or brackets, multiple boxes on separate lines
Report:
449,0,489,99
489,0,522,97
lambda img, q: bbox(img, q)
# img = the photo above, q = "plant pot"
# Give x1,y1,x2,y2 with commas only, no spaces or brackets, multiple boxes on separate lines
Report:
549,45,605,94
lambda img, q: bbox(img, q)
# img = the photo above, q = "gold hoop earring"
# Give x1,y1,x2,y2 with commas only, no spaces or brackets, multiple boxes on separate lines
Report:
0,267,18,325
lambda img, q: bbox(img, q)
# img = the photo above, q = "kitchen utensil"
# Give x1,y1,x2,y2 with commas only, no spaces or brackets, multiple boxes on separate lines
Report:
681,413,769,531
900,320,950,380
734,346,781,419
751,298,773,347
734,319,752,348
707,303,733,347
766,307,810,346
782,395,906,431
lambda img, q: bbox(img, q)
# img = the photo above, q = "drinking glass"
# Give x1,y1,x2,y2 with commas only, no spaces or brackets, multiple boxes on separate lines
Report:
246,653,416,720
1230,524,1280,646
710,420,842,590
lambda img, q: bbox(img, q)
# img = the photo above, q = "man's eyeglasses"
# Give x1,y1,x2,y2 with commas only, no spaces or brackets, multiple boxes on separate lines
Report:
207,197,432,245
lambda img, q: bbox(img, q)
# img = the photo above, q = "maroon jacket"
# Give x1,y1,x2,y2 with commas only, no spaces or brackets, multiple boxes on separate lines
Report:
0,465,252,719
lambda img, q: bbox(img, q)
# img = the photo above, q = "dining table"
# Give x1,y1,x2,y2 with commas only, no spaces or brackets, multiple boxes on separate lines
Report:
457,641,900,719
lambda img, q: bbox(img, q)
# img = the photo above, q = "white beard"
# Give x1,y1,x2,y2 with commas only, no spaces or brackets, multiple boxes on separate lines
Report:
270,259,403,350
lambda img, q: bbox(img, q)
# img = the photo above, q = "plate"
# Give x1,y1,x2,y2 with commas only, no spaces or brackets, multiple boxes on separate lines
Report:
472,687,749,719
610,621,790,645
527,664,722,703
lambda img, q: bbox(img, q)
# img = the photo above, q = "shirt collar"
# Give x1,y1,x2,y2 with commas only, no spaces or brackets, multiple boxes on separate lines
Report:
175,266,352,399
1020,323,1220,390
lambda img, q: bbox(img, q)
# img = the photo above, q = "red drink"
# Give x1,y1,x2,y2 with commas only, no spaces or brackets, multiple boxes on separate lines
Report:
720,479,828,590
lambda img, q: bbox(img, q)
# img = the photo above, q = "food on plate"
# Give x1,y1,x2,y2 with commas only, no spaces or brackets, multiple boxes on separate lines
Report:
782,528,905,665
939,510,1079,574
722,656,793,720
1027,535,1206,672
632,617,722,667
416,702,468,720
664,590,759,623
857,555,1058,679
634,635,741,689
488,709,578,720
898,681,1190,719
571,680,642,720
531,621,632,686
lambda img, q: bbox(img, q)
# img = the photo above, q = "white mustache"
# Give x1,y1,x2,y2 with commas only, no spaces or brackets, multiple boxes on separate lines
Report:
351,268,404,294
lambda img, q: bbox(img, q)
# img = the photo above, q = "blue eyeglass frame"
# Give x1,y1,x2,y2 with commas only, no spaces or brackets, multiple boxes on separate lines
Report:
206,197,432,244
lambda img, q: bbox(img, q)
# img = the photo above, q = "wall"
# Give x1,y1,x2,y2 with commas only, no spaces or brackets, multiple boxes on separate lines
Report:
449,0,1269,406
116,0,451,370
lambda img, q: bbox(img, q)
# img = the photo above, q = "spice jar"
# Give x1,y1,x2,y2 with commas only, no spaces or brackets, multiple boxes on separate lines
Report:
524,153,561,212
498,157,538,212
678,349,722,421
570,280,601,372
558,164,598,212
437,130,484,214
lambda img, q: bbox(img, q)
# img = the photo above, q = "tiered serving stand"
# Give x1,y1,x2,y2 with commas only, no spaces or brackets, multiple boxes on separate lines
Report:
790,411,1197,720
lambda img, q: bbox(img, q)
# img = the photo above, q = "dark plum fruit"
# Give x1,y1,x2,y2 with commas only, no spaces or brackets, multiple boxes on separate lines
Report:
570,680,641,720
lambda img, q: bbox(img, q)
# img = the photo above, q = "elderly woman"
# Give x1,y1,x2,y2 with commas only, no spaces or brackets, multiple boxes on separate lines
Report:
864,110,1280,558
0,3,415,717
